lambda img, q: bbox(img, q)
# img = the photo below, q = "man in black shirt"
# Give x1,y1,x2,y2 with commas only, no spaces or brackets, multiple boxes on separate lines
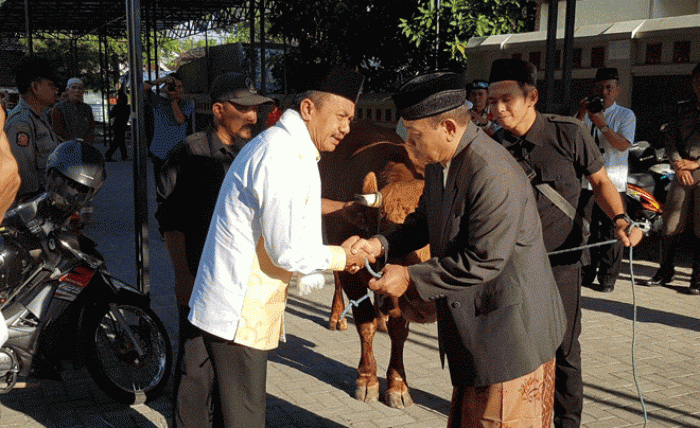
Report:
156,72,273,428
487,59,643,428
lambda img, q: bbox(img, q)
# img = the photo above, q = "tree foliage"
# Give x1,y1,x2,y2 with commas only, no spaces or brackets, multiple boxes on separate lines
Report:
267,0,428,92
399,0,537,62
267,0,537,92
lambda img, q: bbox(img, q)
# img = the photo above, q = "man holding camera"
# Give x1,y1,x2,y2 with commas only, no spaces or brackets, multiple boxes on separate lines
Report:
143,73,195,200
577,67,636,293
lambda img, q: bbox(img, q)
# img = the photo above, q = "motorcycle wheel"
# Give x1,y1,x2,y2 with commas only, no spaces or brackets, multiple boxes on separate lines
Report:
84,303,172,404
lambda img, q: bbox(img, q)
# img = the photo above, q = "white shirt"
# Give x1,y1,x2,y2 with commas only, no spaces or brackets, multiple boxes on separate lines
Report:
583,102,636,191
188,110,345,343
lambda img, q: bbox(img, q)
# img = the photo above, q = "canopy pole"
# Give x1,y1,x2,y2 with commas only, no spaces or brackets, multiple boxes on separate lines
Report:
126,0,150,295
543,0,558,113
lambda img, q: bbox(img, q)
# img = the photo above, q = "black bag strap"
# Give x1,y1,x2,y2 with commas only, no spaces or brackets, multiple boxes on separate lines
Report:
506,136,591,241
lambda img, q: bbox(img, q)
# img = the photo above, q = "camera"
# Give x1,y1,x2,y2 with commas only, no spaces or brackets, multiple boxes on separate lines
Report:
586,96,605,114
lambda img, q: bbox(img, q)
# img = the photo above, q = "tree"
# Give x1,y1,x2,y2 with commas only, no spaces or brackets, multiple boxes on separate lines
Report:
399,0,537,63
267,0,537,92
268,0,428,92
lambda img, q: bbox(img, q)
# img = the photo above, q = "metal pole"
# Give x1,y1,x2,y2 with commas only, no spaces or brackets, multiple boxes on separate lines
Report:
125,0,150,295
543,0,558,113
98,34,108,146
145,4,152,82
23,0,32,54
562,0,576,114
260,0,266,93
153,2,159,83
249,0,256,80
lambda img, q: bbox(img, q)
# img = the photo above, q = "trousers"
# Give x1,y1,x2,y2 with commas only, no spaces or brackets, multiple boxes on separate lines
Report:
201,329,270,428
552,263,583,428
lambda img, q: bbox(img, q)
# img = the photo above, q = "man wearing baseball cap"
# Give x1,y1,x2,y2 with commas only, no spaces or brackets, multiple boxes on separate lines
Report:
156,71,274,428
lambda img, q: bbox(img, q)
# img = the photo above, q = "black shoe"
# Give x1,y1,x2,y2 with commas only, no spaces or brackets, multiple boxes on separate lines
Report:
688,284,700,295
594,282,614,293
643,269,674,287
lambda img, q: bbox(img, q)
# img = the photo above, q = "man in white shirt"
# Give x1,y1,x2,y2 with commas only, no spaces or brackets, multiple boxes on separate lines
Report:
187,69,371,427
577,67,637,292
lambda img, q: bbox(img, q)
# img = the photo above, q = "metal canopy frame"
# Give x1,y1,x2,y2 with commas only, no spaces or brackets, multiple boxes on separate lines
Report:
0,0,251,40
0,0,272,295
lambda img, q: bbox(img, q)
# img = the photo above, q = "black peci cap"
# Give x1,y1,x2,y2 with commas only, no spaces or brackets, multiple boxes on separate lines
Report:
392,72,467,121
314,68,365,103
489,58,538,86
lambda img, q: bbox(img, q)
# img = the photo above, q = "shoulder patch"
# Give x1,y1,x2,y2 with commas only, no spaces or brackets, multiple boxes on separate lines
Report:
16,132,30,147
546,114,579,125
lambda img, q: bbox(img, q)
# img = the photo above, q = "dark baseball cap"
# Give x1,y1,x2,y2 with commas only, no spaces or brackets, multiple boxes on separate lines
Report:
209,72,274,106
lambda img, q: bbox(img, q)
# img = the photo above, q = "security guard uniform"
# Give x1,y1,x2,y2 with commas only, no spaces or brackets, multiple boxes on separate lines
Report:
5,98,60,201
155,126,244,428
656,101,700,291
497,112,605,428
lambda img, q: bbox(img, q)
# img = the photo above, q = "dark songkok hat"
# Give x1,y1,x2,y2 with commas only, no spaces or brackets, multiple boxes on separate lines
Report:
471,79,489,90
595,67,619,81
489,58,537,86
314,69,365,103
392,72,467,121
209,72,274,106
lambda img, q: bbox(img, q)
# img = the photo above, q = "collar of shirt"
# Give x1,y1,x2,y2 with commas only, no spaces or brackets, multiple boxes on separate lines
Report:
520,113,547,147
207,126,247,161
603,101,618,115
276,109,321,162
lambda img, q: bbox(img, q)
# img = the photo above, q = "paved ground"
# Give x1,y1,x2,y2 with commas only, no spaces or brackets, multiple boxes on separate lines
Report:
0,154,698,427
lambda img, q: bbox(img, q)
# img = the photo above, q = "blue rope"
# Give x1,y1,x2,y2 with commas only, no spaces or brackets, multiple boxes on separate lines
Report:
339,260,381,320
629,245,649,426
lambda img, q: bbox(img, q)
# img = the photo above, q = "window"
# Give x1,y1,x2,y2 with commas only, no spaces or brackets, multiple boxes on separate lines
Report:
385,109,393,122
529,51,541,70
645,43,662,64
591,46,605,68
673,41,690,64
375,108,381,121
573,48,582,69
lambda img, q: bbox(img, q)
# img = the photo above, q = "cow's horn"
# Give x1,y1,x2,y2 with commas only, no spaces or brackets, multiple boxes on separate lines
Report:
354,192,382,208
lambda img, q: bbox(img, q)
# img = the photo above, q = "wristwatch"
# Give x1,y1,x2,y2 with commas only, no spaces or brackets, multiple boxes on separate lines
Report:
599,125,610,132
613,213,634,232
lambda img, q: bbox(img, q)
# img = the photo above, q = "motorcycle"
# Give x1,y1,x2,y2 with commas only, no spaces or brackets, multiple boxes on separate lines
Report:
626,139,674,234
0,141,172,404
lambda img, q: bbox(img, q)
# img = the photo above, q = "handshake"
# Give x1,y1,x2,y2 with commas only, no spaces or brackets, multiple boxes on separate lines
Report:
340,236,384,274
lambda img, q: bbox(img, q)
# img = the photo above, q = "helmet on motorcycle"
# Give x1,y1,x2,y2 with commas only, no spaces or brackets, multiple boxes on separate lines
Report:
45,140,107,211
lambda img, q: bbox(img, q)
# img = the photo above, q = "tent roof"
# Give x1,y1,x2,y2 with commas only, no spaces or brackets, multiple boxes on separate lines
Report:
0,0,251,39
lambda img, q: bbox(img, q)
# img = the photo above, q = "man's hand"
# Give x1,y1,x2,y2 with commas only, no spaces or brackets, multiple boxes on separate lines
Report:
368,264,410,298
614,218,644,247
589,111,607,129
673,159,700,172
349,236,383,260
677,169,696,187
341,236,376,273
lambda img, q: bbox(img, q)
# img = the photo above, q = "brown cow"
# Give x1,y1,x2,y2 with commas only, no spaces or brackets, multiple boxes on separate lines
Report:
320,120,436,408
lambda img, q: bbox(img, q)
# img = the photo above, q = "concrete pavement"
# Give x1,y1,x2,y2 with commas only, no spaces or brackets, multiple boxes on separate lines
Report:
0,157,698,428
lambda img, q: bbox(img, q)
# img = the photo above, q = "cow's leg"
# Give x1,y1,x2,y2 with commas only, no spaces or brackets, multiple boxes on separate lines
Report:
385,307,413,408
328,271,348,331
342,271,380,402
